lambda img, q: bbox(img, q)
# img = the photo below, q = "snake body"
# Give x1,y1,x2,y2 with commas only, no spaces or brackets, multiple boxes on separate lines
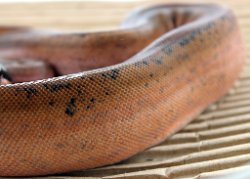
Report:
0,4,244,176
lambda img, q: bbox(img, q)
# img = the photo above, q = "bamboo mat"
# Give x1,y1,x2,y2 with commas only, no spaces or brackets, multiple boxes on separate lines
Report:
1,0,250,178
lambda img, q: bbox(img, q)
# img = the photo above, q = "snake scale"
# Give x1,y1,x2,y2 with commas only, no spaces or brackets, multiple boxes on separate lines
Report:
0,3,244,176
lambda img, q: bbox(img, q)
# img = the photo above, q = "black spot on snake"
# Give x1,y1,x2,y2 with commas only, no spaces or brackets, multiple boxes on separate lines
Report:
65,97,77,117
134,61,149,67
90,98,95,103
77,89,82,96
48,101,54,106
105,92,109,96
86,105,91,110
179,31,197,47
162,46,173,55
43,82,71,93
102,69,120,80
155,58,162,65
16,87,38,99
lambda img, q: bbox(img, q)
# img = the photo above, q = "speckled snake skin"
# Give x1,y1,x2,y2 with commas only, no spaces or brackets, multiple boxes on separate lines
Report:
0,4,244,176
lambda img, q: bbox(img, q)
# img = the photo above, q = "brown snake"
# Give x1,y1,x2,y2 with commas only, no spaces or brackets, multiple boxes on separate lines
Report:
0,3,244,176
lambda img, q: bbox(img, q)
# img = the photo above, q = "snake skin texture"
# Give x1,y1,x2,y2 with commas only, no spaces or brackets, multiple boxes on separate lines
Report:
0,4,244,176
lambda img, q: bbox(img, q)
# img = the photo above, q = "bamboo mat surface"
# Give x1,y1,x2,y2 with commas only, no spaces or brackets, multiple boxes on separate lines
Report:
1,0,250,178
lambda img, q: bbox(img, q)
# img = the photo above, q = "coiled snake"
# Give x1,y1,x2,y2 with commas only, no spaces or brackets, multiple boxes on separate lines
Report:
0,3,244,176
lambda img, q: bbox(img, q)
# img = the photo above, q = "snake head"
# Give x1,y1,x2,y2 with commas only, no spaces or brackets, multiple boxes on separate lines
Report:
0,64,12,84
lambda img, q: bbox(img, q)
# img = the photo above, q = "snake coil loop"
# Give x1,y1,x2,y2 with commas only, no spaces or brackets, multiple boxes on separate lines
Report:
0,3,244,176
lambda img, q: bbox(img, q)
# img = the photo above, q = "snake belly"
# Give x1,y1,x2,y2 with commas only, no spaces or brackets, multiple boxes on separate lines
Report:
0,4,244,176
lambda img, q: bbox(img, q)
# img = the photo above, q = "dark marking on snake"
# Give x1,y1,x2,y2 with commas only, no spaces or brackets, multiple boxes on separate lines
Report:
86,105,91,110
16,87,38,99
143,61,148,65
43,82,72,93
163,46,173,55
102,69,120,80
48,101,54,106
179,31,197,47
65,97,77,117
90,98,95,103
155,58,162,65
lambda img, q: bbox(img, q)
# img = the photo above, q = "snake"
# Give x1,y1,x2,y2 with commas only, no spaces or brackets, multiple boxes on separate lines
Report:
0,3,244,176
